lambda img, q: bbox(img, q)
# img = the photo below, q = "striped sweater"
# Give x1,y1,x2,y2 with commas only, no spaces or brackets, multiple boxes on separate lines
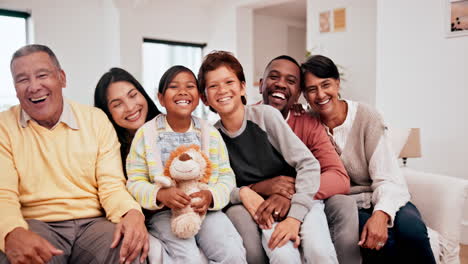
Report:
126,114,235,211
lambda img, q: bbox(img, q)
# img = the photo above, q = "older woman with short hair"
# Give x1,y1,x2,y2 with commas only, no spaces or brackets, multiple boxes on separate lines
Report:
301,55,436,264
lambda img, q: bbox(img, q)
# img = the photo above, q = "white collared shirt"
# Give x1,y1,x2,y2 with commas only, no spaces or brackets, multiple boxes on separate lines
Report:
19,100,79,130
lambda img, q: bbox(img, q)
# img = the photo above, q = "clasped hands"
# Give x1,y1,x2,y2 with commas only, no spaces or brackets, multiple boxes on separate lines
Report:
250,175,295,226
240,175,300,250
157,187,213,215
240,175,390,252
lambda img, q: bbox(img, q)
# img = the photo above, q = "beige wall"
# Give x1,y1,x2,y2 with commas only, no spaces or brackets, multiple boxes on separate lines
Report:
376,0,468,244
306,0,377,105
0,0,121,105
253,13,306,103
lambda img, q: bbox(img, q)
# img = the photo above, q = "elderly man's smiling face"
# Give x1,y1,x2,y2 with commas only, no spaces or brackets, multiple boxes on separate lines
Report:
259,59,301,118
11,51,66,129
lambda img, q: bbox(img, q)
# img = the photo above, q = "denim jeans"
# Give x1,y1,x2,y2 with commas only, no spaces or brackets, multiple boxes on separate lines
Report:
157,131,200,166
359,202,436,264
227,200,338,264
262,200,338,264
154,115,202,166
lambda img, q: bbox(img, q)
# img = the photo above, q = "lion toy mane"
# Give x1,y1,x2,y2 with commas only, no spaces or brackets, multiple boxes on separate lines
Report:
154,144,212,239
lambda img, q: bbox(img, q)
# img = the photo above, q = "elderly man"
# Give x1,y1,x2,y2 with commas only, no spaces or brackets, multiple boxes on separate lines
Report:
0,44,148,264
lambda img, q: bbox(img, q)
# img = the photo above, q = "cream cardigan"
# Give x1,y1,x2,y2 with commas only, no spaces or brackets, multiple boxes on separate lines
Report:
324,100,410,227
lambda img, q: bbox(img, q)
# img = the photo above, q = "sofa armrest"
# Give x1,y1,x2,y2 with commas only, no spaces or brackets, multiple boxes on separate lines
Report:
402,167,468,243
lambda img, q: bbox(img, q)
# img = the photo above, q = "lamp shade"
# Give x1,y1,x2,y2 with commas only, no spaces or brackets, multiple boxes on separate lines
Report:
399,128,422,158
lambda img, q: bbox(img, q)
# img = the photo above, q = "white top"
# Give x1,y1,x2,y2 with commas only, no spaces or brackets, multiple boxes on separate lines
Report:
325,100,410,226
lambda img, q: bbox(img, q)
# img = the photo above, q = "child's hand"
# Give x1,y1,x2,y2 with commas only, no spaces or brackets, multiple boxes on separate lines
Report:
157,187,191,209
268,217,301,250
190,190,213,215
239,187,271,228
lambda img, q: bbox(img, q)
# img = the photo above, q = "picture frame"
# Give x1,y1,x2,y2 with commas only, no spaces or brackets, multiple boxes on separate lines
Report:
319,8,347,34
319,11,331,33
446,0,468,38
333,8,346,32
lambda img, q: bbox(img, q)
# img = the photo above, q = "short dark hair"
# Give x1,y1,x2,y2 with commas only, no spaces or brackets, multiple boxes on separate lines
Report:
265,55,303,89
11,44,61,70
158,65,199,95
94,67,160,168
266,55,301,70
301,55,340,81
198,51,247,112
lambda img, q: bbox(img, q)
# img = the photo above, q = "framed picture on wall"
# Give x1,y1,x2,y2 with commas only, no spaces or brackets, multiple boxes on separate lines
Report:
319,11,331,33
333,8,346,32
446,0,468,37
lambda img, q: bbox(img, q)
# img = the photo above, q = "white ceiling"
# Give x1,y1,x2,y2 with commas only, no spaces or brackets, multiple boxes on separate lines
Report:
254,0,307,22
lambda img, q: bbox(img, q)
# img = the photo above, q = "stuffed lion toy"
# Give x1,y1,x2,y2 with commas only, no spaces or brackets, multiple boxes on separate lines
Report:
154,144,212,239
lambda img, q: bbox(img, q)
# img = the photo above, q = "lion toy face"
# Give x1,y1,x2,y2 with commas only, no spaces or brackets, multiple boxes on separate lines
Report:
160,144,212,239
168,148,208,182
163,144,212,186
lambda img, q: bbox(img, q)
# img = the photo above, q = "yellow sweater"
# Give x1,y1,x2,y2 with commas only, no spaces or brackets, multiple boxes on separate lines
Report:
0,100,141,251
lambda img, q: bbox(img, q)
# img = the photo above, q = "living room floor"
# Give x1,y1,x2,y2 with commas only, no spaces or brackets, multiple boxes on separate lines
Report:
462,244,468,264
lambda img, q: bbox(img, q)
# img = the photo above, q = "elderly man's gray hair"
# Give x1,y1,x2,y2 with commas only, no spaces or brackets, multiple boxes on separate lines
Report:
10,44,62,70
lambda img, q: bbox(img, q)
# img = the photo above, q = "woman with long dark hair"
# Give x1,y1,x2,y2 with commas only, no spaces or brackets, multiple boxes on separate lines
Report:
94,67,160,171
